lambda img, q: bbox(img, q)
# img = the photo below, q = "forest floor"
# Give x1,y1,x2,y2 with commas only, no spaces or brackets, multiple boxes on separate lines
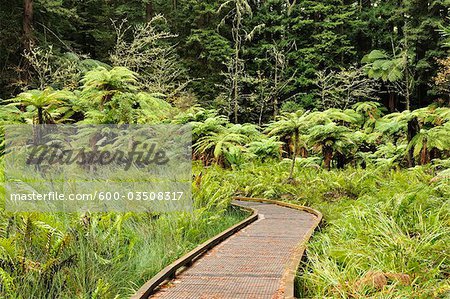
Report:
195,161,450,299
0,159,448,298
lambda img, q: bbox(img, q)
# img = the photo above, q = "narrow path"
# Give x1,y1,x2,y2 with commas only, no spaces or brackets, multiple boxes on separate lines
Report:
151,200,320,299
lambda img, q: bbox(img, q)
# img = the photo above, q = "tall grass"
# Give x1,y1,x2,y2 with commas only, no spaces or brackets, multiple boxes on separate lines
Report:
1,157,448,298
195,160,450,299
0,158,246,298
0,209,245,299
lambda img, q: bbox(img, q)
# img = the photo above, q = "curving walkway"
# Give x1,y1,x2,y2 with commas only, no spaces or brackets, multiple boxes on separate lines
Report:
149,199,321,299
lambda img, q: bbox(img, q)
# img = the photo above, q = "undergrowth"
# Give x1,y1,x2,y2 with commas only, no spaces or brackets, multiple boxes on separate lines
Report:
1,158,448,298
195,160,450,299
0,160,246,298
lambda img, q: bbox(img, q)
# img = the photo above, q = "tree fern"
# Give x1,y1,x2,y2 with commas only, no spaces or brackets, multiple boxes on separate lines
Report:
408,125,450,164
247,137,283,161
353,101,385,129
266,110,311,179
307,123,354,170
194,130,247,167
8,88,75,124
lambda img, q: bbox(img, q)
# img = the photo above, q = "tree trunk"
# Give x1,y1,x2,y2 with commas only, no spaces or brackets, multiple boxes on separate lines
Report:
335,152,345,169
273,58,279,118
404,55,411,111
233,43,239,123
23,0,34,51
233,76,239,123
258,99,264,126
403,24,411,111
288,131,298,179
407,117,420,167
323,146,333,171
281,136,291,158
232,12,242,124
388,93,396,112
430,148,441,161
34,107,44,145
420,140,429,165
146,0,153,22
37,107,44,125
300,147,308,158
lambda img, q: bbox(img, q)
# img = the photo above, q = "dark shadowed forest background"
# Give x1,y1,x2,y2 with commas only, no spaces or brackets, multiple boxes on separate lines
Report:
1,0,450,123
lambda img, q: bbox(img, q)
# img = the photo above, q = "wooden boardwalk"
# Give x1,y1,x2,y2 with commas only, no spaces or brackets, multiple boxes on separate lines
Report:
149,200,320,299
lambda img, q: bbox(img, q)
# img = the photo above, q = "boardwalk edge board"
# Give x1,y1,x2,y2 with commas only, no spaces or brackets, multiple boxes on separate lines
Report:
130,203,258,299
233,196,323,299
131,197,322,299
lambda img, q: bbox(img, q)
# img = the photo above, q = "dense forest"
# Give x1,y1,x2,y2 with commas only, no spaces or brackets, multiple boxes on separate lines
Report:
1,0,450,120
0,1,449,298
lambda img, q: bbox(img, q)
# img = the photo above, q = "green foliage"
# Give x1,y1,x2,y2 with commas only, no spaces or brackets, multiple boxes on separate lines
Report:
8,88,75,124
308,123,354,169
0,2,450,298
1,0,449,113
193,162,449,298
0,87,449,299
0,158,247,298
362,50,404,82
369,142,408,169
185,104,450,171
81,67,139,94
247,137,283,161
77,67,174,124
408,124,450,163
265,110,308,140
194,128,248,167
191,115,229,142
266,110,311,177
353,101,385,120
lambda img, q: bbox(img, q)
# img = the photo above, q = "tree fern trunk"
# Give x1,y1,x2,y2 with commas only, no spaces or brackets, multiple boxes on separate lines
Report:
420,140,428,165
146,1,153,22
335,152,345,169
323,146,333,170
300,147,308,158
23,0,33,51
37,107,43,125
289,131,298,179
389,93,395,112
407,117,420,167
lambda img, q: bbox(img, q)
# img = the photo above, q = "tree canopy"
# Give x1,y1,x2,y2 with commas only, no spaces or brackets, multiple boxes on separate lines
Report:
1,0,449,123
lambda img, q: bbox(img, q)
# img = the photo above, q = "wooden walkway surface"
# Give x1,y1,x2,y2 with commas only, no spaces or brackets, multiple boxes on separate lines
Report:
150,200,320,299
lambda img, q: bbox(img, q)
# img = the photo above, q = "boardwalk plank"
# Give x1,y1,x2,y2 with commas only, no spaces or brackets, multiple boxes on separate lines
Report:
151,201,319,299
